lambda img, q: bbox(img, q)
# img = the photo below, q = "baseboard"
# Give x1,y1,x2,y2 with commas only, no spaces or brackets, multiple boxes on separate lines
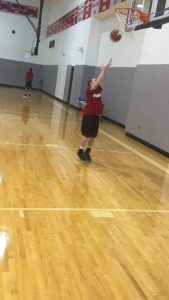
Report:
0,83,41,90
126,132,169,158
102,116,125,128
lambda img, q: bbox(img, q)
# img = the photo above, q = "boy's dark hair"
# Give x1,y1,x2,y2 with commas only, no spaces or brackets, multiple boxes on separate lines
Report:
30,68,33,72
88,79,92,86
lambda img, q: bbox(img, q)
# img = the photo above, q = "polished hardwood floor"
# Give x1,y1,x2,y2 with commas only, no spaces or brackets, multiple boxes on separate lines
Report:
0,86,168,299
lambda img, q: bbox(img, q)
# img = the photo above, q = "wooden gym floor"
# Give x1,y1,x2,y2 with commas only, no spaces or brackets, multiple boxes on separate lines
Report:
0,86,168,300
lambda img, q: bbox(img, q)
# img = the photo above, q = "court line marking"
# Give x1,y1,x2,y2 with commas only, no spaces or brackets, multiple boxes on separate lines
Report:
18,210,24,218
0,142,131,154
0,124,167,173
0,208,169,213
0,142,44,147
100,129,169,174
46,144,131,153
0,139,168,173
91,211,114,218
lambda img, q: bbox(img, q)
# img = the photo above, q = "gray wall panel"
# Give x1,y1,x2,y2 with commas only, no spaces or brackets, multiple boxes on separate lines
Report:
126,64,169,153
0,58,43,89
94,67,135,125
81,66,96,99
69,65,95,107
161,114,169,153
63,65,73,103
69,66,84,107
42,65,58,96
150,65,169,152
126,65,163,141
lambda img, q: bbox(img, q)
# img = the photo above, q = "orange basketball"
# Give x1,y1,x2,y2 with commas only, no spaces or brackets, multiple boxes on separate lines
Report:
140,12,150,23
110,30,122,42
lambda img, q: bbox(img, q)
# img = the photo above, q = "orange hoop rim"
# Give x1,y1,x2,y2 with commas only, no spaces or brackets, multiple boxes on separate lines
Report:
115,7,142,17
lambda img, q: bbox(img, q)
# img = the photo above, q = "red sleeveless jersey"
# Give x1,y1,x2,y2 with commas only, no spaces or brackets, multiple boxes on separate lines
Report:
26,71,33,82
85,86,103,115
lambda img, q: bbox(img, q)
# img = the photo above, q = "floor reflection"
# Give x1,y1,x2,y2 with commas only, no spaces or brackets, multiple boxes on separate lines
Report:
0,87,55,128
21,99,30,124
0,231,8,258
58,106,69,139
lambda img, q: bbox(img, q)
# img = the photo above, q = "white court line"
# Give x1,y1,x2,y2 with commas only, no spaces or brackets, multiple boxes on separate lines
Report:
0,208,169,213
100,129,169,174
18,210,24,218
0,142,44,147
46,144,131,153
0,142,131,154
0,131,168,173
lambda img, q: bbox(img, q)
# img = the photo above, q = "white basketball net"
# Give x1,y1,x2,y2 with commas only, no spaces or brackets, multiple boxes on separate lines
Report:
115,8,141,37
24,50,31,59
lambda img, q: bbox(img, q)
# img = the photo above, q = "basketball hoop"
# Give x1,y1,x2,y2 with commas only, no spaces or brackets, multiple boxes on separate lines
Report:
115,7,150,37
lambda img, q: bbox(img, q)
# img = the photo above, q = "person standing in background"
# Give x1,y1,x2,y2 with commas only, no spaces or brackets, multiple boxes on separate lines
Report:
23,68,34,98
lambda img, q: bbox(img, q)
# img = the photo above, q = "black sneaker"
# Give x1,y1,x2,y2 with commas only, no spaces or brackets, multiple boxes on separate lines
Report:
77,149,87,162
85,151,92,162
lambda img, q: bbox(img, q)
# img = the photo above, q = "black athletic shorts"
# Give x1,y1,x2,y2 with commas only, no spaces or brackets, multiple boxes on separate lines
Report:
25,81,32,89
81,115,99,138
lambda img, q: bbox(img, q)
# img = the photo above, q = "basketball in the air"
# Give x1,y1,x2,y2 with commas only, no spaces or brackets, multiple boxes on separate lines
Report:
110,29,122,42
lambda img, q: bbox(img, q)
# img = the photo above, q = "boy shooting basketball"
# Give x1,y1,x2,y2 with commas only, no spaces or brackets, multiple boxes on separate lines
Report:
23,68,34,98
77,58,112,162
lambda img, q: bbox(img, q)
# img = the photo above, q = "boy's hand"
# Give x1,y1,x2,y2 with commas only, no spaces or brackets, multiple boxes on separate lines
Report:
100,58,112,71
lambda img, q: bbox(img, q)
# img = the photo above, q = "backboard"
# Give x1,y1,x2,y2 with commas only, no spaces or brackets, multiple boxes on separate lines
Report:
130,0,169,30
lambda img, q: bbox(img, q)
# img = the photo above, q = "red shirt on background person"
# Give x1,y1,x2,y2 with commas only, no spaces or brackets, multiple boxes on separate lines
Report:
26,69,33,82
23,68,34,98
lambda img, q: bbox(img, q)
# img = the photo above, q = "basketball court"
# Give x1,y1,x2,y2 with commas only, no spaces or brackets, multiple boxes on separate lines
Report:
0,0,169,299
